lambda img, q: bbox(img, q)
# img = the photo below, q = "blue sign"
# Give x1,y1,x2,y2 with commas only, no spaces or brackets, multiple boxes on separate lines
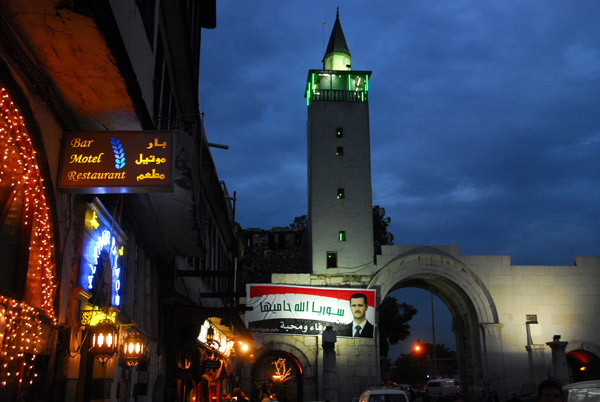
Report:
79,202,125,308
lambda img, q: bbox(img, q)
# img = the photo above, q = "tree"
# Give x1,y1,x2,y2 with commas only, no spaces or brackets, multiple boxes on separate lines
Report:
373,205,394,256
289,215,307,230
378,296,417,361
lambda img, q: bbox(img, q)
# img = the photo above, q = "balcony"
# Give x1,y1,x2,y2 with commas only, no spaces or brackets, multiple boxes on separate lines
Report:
308,89,368,103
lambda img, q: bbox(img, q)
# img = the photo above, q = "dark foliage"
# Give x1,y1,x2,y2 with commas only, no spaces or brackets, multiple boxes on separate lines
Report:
377,296,417,360
289,215,307,230
373,205,394,256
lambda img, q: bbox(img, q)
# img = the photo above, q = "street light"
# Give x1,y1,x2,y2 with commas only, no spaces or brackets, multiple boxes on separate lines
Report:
431,292,437,378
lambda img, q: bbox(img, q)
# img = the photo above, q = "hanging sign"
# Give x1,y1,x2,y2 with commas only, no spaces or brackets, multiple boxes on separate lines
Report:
58,131,173,193
246,284,377,338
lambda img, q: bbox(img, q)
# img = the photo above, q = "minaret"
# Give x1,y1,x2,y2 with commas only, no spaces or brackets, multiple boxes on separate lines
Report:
305,9,374,275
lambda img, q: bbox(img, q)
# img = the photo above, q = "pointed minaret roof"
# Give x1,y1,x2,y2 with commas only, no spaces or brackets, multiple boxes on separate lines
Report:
324,8,351,59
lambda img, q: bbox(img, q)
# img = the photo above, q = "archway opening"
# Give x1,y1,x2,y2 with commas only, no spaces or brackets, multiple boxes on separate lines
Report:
568,350,600,382
251,351,303,402
371,249,498,402
384,287,457,387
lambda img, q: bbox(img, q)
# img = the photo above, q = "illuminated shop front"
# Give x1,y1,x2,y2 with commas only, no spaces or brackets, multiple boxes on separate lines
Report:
76,199,137,398
175,317,254,402
0,86,58,400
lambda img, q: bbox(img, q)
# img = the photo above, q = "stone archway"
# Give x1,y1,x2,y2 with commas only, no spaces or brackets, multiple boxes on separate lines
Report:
369,247,503,402
241,340,314,402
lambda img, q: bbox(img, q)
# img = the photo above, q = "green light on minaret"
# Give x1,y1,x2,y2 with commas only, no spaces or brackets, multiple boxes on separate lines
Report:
305,70,371,105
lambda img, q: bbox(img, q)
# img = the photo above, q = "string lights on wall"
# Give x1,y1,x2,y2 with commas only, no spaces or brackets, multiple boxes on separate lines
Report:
0,87,57,389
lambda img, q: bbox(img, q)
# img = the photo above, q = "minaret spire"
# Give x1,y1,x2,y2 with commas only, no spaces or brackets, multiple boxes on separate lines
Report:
323,8,351,70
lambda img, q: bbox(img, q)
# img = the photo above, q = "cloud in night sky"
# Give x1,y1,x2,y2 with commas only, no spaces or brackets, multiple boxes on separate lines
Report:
199,1,600,270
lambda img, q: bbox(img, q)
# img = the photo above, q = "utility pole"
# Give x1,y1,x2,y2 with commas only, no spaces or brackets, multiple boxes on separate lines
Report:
431,292,437,378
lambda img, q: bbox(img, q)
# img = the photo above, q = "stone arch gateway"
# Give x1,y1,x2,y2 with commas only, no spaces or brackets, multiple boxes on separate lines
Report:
370,246,504,401
262,244,600,402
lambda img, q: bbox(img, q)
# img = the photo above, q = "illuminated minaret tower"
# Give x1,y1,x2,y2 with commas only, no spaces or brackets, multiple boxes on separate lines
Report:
305,9,374,275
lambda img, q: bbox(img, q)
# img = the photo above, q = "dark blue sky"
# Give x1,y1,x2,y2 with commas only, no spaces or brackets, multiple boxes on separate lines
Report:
199,2,600,354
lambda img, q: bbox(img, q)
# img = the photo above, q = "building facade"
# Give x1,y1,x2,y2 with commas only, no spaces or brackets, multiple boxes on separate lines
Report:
241,10,600,402
0,1,250,401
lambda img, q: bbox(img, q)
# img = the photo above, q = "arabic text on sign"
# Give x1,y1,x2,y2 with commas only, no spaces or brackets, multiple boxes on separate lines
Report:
136,169,166,182
135,154,168,165
146,138,167,149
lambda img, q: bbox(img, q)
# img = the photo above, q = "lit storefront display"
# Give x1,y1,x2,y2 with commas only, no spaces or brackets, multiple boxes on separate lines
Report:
198,320,236,357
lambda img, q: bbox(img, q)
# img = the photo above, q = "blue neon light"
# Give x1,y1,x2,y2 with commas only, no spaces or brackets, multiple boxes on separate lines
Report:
80,206,123,308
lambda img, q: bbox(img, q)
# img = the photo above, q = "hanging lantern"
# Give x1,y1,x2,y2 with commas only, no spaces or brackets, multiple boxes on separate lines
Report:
121,330,145,367
206,326,215,345
89,319,118,365
205,326,220,350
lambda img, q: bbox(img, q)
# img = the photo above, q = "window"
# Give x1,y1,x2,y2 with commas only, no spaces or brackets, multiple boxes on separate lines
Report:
339,231,346,242
326,252,337,268
336,146,344,156
337,188,345,199
336,127,343,138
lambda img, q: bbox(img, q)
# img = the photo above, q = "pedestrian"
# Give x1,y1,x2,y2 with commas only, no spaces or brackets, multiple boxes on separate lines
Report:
537,380,563,402
232,388,243,402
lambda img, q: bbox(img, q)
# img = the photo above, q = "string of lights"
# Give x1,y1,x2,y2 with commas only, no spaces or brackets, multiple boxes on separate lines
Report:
0,87,57,389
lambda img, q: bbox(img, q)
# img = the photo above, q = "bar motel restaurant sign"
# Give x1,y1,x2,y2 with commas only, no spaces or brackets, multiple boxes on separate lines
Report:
58,131,173,193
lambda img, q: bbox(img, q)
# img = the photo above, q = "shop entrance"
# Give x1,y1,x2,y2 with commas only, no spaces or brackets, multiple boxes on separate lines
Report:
251,351,303,402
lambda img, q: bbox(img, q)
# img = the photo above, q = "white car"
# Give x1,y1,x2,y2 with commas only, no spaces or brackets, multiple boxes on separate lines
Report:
425,379,458,400
358,387,410,402
563,380,600,402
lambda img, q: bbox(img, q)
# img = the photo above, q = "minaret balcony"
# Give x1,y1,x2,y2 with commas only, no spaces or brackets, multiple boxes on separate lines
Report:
309,89,368,103
305,69,372,106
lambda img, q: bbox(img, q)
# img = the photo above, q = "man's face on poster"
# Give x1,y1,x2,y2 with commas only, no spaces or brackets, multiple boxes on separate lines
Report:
350,296,368,323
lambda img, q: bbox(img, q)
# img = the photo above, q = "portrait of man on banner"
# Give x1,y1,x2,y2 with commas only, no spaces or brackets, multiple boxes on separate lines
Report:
342,293,374,338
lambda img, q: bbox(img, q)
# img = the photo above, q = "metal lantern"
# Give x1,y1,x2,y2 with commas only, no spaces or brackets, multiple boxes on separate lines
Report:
122,330,145,367
89,319,118,365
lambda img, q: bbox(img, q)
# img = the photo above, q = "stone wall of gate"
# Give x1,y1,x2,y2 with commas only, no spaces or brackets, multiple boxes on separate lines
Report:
254,245,600,401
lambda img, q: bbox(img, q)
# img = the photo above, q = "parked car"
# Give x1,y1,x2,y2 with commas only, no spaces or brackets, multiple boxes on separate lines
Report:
563,380,600,402
425,378,458,401
396,384,417,401
359,387,410,402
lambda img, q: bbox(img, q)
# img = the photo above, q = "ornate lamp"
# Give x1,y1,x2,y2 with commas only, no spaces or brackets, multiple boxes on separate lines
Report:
122,329,145,367
205,326,220,349
89,318,118,365
206,327,215,345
